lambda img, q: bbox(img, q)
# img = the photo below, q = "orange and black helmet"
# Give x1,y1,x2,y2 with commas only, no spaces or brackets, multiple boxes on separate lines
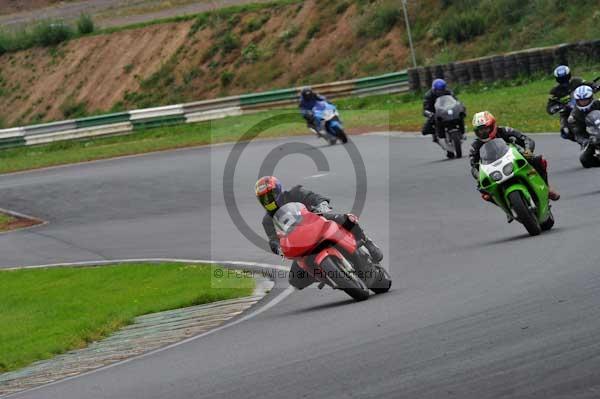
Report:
255,176,283,212
472,111,497,142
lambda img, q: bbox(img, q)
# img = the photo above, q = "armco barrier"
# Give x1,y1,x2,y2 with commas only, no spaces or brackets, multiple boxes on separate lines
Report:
25,123,133,146
0,127,25,149
0,70,408,149
76,112,130,129
23,120,77,136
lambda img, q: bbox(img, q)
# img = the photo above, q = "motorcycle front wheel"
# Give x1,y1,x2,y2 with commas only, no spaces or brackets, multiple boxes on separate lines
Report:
451,131,462,158
319,256,369,301
508,191,541,236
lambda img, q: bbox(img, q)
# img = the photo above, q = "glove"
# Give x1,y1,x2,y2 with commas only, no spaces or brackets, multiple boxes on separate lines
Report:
269,240,281,255
311,201,332,215
522,149,534,158
423,110,434,118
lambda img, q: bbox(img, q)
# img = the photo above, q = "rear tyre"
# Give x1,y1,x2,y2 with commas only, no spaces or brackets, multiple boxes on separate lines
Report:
508,191,541,236
540,210,555,231
319,256,369,301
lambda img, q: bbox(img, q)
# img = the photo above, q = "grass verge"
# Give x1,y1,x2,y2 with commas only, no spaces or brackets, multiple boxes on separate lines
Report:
0,211,42,232
0,71,598,175
0,262,255,372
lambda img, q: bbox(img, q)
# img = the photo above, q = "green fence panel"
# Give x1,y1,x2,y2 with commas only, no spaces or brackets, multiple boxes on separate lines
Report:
76,112,131,129
0,136,26,149
131,115,187,131
239,88,298,106
354,72,408,90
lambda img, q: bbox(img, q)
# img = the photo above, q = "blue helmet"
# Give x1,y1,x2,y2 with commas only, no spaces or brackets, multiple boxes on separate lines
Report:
553,65,571,84
432,78,447,92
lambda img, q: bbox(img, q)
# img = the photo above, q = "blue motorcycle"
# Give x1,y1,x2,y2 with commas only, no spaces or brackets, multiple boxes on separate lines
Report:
311,101,348,145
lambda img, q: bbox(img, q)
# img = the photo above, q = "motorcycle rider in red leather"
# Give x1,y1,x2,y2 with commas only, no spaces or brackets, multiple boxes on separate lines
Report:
255,176,383,290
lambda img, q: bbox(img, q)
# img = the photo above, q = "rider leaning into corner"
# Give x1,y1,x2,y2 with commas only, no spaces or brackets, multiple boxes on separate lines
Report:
547,65,597,142
299,87,326,133
568,85,600,145
422,78,464,143
255,176,383,290
469,111,561,202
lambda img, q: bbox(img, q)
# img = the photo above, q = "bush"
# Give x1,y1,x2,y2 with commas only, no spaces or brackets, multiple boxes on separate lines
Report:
243,13,270,33
279,26,299,47
189,13,210,36
306,22,321,39
357,4,401,39
220,71,235,86
242,43,260,63
435,11,486,42
60,97,88,118
32,22,73,46
219,32,240,55
76,14,95,35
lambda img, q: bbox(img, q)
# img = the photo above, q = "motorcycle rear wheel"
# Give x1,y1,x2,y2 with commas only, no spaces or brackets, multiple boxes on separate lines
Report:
370,266,392,294
320,256,370,301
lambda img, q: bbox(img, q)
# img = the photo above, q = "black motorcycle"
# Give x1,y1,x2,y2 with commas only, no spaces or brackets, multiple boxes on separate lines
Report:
580,110,600,168
433,95,466,159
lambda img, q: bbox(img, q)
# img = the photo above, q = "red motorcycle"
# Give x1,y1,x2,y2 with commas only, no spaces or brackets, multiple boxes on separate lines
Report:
274,202,392,301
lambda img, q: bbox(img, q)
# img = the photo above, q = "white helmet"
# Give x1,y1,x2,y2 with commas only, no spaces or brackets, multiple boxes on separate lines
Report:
573,85,594,112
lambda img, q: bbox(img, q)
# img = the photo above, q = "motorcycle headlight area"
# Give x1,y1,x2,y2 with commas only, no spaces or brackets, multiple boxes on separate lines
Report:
502,163,514,176
490,171,503,181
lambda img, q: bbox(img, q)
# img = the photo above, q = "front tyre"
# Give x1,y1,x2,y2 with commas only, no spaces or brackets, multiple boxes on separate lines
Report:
508,191,541,236
451,131,462,158
319,256,369,301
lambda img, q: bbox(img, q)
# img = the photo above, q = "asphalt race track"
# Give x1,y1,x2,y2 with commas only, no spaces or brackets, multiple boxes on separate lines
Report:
3,133,600,398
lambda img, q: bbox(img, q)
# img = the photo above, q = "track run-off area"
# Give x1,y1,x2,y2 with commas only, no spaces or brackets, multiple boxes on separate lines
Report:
2,132,600,398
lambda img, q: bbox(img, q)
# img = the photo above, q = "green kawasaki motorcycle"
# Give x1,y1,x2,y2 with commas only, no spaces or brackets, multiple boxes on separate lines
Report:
478,138,555,236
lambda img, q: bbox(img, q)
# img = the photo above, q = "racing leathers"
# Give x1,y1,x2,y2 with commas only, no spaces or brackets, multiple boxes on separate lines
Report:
568,100,600,145
299,94,326,131
546,77,590,141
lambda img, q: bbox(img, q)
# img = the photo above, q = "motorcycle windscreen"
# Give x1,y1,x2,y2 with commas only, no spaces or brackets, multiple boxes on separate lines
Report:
585,110,600,136
480,139,510,165
275,204,328,257
274,202,305,236
434,95,463,121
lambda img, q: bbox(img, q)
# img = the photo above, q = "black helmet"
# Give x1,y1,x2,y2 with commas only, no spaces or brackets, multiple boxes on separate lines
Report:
300,86,316,101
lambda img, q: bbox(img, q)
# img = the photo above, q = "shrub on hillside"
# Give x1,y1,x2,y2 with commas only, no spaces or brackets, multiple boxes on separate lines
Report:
32,21,74,47
243,13,270,33
221,71,235,86
219,32,240,55
357,4,401,39
435,11,486,42
76,14,95,35
242,43,260,63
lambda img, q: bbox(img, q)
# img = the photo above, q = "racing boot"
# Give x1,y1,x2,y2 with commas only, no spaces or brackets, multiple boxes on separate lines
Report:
548,186,561,201
364,237,383,264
